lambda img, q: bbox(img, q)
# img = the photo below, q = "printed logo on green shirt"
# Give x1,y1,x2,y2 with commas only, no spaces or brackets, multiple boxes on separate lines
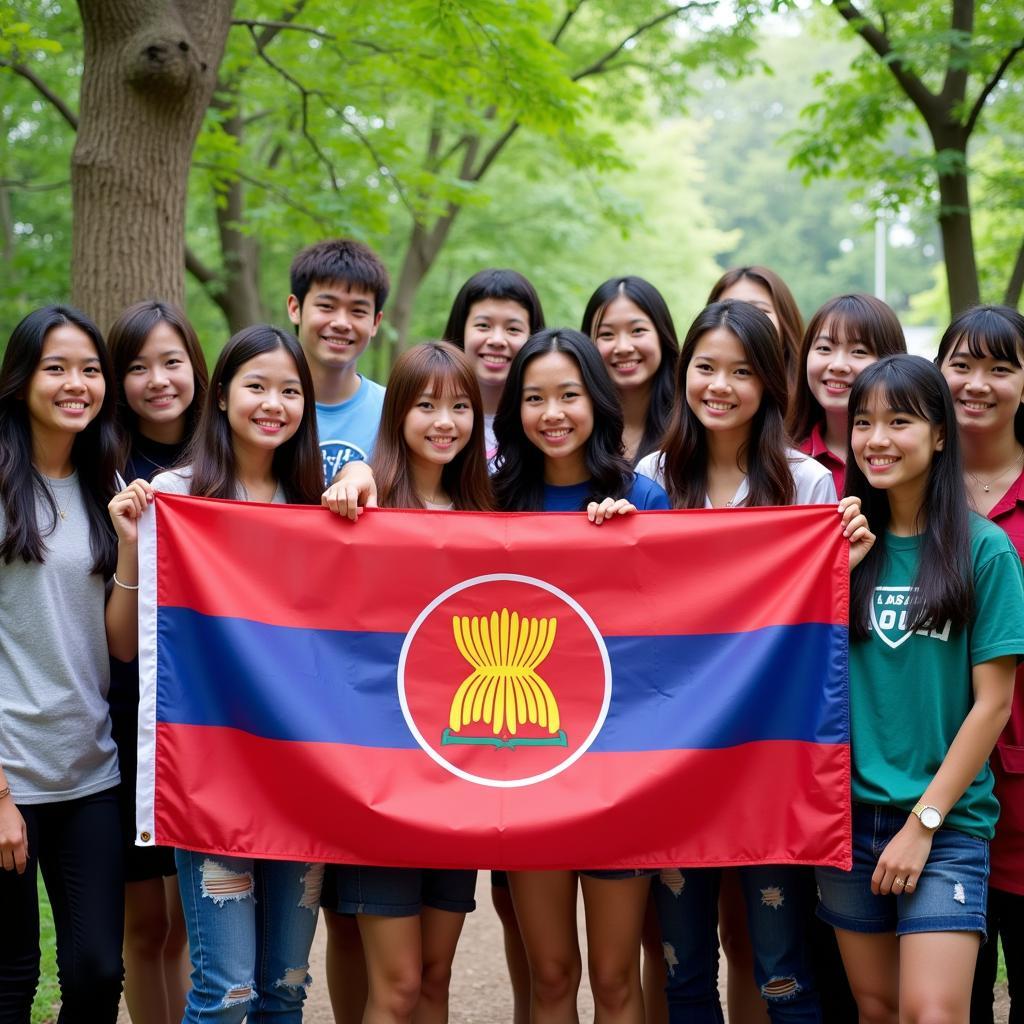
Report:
870,587,951,649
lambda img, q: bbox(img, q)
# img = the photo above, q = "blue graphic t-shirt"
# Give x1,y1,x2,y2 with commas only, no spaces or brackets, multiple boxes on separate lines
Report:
316,375,386,484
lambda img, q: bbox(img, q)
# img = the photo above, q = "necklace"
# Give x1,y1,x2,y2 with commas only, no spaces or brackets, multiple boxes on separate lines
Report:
44,481,72,520
966,447,1024,493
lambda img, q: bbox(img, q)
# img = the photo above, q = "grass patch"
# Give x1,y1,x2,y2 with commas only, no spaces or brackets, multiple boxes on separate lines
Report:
998,938,1007,984
31,876,60,1024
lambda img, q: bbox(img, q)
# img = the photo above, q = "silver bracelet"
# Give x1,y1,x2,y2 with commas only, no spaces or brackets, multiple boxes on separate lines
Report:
112,573,140,591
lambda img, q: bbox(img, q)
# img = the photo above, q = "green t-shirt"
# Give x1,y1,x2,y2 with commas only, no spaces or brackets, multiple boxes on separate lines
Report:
850,514,1024,839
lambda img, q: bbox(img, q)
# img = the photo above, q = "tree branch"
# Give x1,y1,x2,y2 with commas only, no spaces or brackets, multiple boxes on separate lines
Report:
0,58,79,130
231,17,331,41
245,24,340,190
551,0,586,46
938,0,973,107
184,245,218,286
570,4,691,81
0,177,70,192
832,0,938,122
964,38,1024,137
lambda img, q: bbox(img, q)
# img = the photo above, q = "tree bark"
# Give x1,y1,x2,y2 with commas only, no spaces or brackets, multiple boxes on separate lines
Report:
931,126,980,314
72,0,235,331
1004,236,1024,310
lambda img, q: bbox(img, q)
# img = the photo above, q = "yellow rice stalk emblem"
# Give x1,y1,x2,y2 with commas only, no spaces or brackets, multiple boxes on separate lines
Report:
443,608,567,748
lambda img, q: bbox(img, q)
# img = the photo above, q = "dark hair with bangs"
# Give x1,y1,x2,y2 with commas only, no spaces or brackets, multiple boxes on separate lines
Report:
660,300,794,509
935,304,1024,444
846,355,973,641
708,266,804,393
289,238,390,314
492,328,631,511
442,269,545,346
187,325,323,505
789,293,906,443
0,305,119,574
372,342,493,511
581,276,680,464
107,299,209,444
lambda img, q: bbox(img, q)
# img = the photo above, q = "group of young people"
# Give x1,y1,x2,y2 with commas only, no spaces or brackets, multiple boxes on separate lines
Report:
0,238,1021,1024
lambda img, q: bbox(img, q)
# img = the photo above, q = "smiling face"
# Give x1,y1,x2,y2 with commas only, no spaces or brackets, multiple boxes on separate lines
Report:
463,298,531,391
851,391,943,499
940,338,1024,439
26,323,105,443
806,317,878,416
221,347,305,456
287,280,381,375
402,378,473,472
592,295,663,392
121,321,196,439
717,278,779,335
684,327,764,438
520,350,594,479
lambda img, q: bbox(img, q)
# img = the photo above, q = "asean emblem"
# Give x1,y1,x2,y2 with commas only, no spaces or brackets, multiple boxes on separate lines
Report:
398,574,611,787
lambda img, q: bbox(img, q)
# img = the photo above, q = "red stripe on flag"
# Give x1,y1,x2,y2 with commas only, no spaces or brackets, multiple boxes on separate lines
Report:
153,724,851,870
155,496,848,637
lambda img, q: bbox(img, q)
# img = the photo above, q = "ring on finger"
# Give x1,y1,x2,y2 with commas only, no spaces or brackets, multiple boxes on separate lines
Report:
893,877,906,887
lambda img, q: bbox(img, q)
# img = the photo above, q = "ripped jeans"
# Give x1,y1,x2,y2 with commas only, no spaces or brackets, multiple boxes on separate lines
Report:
176,850,324,1022
653,865,822,1024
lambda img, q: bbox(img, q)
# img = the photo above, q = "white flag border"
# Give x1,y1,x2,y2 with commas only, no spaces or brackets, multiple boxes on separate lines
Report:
135,502,158,846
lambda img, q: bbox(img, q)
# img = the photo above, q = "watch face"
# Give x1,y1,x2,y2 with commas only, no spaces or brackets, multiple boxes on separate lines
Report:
921,806,941,829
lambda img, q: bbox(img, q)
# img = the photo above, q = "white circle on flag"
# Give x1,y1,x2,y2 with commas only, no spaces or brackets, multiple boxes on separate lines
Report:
397,573,612,788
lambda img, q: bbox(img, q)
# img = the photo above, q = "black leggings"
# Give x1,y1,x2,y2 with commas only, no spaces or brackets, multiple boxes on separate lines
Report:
971,886,1024,1024
0,788,124,1024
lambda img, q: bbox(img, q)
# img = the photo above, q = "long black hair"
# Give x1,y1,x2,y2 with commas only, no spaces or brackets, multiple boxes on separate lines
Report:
660,300,794,509
935,304,1024,445
846,355,973,640
442,268,545,346
186,325,323,505
492,328,632,511
0,305,119,574
581,276,680,463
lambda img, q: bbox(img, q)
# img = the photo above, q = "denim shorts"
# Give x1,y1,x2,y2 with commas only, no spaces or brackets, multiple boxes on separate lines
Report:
816,803,988,938
321,864,477,917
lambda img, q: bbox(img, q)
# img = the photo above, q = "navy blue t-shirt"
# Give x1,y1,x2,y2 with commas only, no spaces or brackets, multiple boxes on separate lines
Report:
541,474,670,512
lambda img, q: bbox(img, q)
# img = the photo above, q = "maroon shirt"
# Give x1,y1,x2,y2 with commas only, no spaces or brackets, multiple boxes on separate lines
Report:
798,422,846,497
988,468,1024,895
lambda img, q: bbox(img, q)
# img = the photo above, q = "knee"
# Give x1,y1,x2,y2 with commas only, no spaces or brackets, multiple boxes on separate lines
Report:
62,947,123,1006
902,1001,963,1024
419,959,453,1005
124,906,171,958
852,991,899,1024
588,957,637,1012
531,955,582,1006
719,924,755,969
371,964,422,1017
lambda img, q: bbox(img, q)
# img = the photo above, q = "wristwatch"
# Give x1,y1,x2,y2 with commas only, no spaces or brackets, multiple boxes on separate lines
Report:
912,802,943,831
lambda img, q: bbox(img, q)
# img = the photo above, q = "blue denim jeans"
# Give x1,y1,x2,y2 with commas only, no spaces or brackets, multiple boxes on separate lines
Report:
652,865,822,1024
176,850,324,1023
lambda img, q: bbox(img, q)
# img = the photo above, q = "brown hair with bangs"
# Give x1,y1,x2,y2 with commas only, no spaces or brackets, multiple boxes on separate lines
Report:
788,293,906,444
708,266,803,393
107,300,209,442
372,342,493,511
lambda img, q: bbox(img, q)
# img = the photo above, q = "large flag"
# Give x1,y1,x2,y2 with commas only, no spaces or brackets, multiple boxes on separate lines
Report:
136,495,851,870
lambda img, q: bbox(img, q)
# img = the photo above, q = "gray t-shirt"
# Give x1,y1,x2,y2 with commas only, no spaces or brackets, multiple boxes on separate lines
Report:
151,467,286,504
0,472,119,803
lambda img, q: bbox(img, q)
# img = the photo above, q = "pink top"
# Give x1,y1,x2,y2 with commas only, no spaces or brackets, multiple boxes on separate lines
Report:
988,468,1024,894
798,422,845,498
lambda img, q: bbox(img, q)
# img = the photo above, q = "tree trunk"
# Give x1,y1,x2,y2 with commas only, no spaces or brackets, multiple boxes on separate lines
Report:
387,206,460,355
212,105,264,332
72,0,234,331
1004,235,1024,310
930,126,980,316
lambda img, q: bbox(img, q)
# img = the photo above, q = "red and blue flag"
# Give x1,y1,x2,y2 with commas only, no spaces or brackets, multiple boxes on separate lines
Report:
136,496,851,869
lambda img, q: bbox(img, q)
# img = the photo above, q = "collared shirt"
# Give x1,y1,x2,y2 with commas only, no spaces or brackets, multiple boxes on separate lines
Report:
798,422,846,498
987,469,1024,894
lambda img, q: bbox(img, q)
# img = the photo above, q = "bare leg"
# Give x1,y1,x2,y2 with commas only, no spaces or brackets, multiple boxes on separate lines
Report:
415,907,467,1024
833,927,900,1024
123,877,173,1024
163,874,189,1023
493,881,531,1024
509,870,582,1024
641,891,668,1024
900,931,980,1024
325,909,369,1024
581,874,650,1024
358,913,423,1024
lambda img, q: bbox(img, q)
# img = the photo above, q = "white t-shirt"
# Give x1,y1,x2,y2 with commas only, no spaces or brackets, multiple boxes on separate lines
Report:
635,448,837,507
